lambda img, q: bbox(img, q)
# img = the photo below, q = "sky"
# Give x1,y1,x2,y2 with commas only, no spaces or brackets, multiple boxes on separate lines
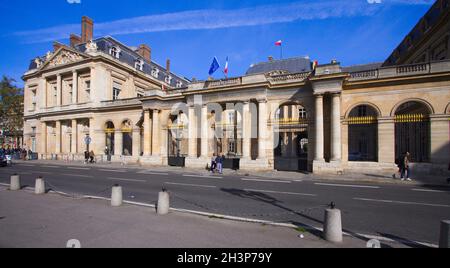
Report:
0,0,435,87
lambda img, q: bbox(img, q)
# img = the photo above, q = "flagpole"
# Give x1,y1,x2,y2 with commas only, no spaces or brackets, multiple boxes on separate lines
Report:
281,45,283,60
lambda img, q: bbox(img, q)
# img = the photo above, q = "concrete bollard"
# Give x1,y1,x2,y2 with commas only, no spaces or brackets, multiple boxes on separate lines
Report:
439,220,450,248
35,177,46,195
111,184,123,207
10,174,21,191
323,204,343,243
157,189,170,215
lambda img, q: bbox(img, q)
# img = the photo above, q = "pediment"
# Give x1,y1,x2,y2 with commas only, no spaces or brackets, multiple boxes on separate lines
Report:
40,47,89,70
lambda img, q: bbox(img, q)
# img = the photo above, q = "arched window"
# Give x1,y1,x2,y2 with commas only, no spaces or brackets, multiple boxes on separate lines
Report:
110,46,121,59
348,105,378,162
121,120,133,156
135,59,144,71
394,101,430,162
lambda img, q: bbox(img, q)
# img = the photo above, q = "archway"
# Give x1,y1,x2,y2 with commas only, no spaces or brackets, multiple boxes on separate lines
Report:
168,110,188,166
347,104,379,162
273,102,309,171
105,121,115,155
394,101,431,162
121,120,133,156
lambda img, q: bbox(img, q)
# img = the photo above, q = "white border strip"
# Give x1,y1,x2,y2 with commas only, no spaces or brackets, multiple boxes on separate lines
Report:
315,183,380,189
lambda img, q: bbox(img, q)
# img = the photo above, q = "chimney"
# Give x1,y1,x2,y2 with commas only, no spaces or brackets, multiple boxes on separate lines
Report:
81,16,94,43
53,41,63,51
268,56,274,62
137,44,151,62
70,34,82,47
166,59,171,73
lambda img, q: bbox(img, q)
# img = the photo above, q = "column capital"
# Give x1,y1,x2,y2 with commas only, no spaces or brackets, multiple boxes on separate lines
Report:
331,92,341,97
314,93,324,98
257,98,268,104
72,70,78,74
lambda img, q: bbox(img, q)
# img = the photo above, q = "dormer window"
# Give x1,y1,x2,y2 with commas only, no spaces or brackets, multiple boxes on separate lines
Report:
151,68,159,78
135,59,144,71
110,46,121,59
165,75,172,84
176,81,183,88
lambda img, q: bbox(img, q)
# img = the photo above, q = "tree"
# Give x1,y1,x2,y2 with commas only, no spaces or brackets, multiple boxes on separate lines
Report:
0,76,24,138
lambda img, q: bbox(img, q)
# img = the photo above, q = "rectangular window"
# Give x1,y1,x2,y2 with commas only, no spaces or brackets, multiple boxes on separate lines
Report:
113,83,121,101
85,80,91,99
228,112,235,124
68,84,73,104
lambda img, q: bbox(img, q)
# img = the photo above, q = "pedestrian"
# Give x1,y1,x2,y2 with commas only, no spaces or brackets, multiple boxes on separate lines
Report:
401,152,411,181
216,153,224,174
210,154,217,173
89,150,95,163
84,151,89,164
105,146,111,162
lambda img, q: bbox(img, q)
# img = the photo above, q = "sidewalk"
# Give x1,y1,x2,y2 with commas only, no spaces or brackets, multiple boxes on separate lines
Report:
0,185,397,248
14,159,450,187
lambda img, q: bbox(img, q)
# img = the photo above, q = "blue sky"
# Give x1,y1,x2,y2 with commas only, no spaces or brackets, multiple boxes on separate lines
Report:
0,0,434,87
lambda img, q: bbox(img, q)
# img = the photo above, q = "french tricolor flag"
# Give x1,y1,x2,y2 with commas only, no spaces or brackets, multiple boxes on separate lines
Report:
275,40,282,46
224,57,229,76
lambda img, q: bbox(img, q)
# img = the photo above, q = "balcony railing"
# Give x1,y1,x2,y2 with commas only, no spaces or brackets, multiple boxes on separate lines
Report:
100,98,141,107
40,102,91,113
205,77,242,88
267,72,311,84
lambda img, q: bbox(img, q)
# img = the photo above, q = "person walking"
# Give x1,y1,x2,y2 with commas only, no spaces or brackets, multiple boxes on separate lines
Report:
210,154,217,173
401,152,411,181
216,153,224,174
84,151,89,164
89,150,95,163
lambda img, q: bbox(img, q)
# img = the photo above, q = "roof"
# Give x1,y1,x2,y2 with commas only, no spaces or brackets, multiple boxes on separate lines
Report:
28,36,189,89
246,57,312,75
341,62,383,73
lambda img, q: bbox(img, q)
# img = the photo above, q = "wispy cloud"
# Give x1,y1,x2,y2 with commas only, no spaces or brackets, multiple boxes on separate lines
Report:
14,0,433,44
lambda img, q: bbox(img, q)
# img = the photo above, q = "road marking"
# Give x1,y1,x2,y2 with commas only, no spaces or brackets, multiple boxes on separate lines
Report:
354,197,450,208
244,189,317,197
99,169,126,173
294,180,303,182
137,171,169,175
412,188,449,193
183,174,223,179
165,182,217,188
241,178,292,183
67,167,90,170
42,166,59,168
18,164,35,167
107,177,146,183
315,183,380,189
35,171,53,174
61,174,93,178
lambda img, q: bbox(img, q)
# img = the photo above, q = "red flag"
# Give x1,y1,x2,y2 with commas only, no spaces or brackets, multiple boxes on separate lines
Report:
275,40,282,46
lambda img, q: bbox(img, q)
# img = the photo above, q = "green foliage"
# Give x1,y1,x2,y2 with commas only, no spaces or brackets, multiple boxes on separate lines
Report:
0,76,24,135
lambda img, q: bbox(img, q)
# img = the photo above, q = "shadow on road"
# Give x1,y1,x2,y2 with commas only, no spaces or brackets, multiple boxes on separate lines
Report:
377,232,434,248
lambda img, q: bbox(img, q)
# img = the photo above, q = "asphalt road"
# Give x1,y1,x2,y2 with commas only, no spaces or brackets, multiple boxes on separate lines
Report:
1,162,449,247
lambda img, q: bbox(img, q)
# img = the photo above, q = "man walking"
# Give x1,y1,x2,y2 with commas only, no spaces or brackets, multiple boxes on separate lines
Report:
216,153,224,175
401,152,411,181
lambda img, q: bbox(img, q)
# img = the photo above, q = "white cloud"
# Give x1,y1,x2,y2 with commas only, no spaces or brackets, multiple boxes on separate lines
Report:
67,0,81,4
15,0,432,43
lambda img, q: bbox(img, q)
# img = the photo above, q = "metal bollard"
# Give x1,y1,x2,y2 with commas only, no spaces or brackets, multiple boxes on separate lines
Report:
439,220,450,248
35,177,46,195
323,202,343,243
10,174,21,191
111,184,123,207
157,188,170,215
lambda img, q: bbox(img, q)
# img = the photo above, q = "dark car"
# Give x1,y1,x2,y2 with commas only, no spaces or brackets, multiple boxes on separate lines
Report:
0,155,7,167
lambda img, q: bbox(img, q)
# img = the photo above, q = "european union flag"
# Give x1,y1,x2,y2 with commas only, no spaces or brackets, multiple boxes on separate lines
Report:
208,57,220,76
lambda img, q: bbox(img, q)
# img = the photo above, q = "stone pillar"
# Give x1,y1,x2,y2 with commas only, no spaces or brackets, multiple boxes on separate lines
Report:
41,122,47,154
291,132,297,157
72,71,78,104
378,117,395,164
56,74,62,106
71,119,77,154
115,131,123,156
242,101,251,159
258,100,267,159
89,117,95,153
143,110,152,156
429,116,450,165
151,109,160,156
55,121,61,154
330,93,342,161
132,128,141,157
201,105,209,157
314,94,325,162
188,106,198,158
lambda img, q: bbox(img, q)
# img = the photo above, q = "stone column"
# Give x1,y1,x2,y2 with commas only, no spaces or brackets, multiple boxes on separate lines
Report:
56,74,62,106
88,118,95,153
115,131,123,156
71,119,77,154
188,106,198,158
55,121,61,154
290,133,297,157
258,100,267,160
132,128,141,157
200,105,209,158
41,122,47,154
330,93,342,161
314,94,325,161
143,110,152,156
242,101,251,159
429,116,449,165
151,109,160,156
72,71,78,104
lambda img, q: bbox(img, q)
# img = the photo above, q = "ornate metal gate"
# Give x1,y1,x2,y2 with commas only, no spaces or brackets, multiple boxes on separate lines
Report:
395,114,430,162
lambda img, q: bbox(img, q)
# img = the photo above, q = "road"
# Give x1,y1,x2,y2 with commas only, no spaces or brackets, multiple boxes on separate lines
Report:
1,162,449,247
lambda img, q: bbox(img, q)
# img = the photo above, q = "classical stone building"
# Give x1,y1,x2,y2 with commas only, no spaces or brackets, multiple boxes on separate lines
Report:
23,1,450,177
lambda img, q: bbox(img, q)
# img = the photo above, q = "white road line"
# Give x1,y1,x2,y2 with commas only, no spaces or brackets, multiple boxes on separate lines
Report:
106,177,146,183
183,174,223,179
412,188,448,193
165,182,217,188
137,171,169,175
244,189,317,197
241,178,291,183
354,197,450,208
315,183,380,189
294,180,303,182
99,169,126,173
18,164,35,167
35,171,53,174
67,167,90,170
61,174,93,178
42,166,59,168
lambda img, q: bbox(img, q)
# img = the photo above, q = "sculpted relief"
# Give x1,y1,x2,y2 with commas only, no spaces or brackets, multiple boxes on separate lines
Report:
48,50,83,67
